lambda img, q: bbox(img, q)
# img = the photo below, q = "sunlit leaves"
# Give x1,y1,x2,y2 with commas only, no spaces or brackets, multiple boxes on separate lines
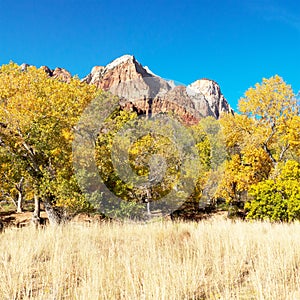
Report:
0,62,98,214
218,75,299,211
246,161,300,222
239,75,296,122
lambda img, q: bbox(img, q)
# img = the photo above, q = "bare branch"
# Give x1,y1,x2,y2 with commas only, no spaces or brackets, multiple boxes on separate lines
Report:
279,143,290,162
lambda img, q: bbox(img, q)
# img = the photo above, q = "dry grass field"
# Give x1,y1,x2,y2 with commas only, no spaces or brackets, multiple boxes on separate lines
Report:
1,217,300,299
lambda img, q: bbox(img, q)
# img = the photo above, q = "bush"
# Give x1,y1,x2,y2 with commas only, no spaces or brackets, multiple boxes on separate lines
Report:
245,161,300,222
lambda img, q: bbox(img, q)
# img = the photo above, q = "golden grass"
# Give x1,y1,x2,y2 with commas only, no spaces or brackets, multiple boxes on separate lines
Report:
1,219,300,299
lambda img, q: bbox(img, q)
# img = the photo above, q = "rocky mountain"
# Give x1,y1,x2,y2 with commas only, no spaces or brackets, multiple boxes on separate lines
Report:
82,55,170,100
82,55,233,123
38,55,233,123
187,79,233,119
40,66,72,83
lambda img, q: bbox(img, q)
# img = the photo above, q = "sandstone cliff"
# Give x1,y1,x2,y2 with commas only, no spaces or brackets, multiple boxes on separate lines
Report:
38,55,233,122
83,55,233,123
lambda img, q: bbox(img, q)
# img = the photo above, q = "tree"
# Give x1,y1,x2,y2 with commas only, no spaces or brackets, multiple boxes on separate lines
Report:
91,106,207,219
0,148,27,212
238,75,299,170
216,114,272,204
0,62,98,224
245,160,300,222
217,75,299,215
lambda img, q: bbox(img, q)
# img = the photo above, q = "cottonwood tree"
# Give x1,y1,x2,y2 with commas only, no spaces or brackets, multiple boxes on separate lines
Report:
238,75,299,171
95,110,182,218
217,114,272,204
0,148,25,212
217,75,300,219
0,62,98,224
94,109,208,219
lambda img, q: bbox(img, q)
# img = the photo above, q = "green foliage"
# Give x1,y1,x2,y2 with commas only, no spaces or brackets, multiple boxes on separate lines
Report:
95,109,138,200
245,161,300,222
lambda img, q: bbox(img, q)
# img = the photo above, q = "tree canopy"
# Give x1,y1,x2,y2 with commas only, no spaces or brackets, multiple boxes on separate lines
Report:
217,75,300,221
0,63,299,223
0,62,98,223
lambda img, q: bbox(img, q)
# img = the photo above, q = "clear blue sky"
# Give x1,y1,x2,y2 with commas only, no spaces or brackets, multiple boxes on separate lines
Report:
0,0,300,110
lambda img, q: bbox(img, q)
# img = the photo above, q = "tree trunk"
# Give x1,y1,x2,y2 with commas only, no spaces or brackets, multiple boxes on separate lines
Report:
43,199,63,225
146,201,151,215
16,191,23,213
146,189,151,215
31,194,41,228
16,177,24,213
33,194,40,218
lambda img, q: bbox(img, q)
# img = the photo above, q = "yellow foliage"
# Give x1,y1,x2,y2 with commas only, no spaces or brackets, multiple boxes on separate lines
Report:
0,62,98,211
217,75,299,204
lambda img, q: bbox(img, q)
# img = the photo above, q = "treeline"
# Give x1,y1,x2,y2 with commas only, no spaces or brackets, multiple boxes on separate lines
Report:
0,63,299,223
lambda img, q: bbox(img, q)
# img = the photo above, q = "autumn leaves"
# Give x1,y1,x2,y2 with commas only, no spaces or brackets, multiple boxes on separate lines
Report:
0,64,299,222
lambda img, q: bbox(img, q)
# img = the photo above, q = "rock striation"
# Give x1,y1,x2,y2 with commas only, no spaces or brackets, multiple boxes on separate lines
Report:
39,55,233,123
82,55,170,99
82,55,233,123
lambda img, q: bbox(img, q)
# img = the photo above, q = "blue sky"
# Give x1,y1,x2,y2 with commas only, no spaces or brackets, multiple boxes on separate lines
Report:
0,0,300,110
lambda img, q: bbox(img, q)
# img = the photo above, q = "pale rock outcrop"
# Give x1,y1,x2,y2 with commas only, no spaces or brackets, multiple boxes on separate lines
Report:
40,65,53,76
40,66,72,83
81,66,105,85
52,67,72,83
20,63,30,72
187,79,234,118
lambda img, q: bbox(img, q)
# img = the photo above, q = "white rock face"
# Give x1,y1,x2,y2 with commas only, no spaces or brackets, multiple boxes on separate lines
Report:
106,54,134,70
90,66,105,84
187,79,233,118
188,79,219,96
144,66,159,77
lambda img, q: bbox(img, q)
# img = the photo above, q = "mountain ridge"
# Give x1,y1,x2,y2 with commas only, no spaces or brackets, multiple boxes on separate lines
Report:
38,54,234,123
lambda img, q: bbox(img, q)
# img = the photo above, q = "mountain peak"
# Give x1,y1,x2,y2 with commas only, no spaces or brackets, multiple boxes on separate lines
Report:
40,65,72,83
82,54,157,90
144,66,159,77
106,54,135,70
188,79,220,96
187,78,233,118
81,54,233,121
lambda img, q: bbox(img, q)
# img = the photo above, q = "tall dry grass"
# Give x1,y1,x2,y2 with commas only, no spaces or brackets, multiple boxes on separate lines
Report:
1,218,300,299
